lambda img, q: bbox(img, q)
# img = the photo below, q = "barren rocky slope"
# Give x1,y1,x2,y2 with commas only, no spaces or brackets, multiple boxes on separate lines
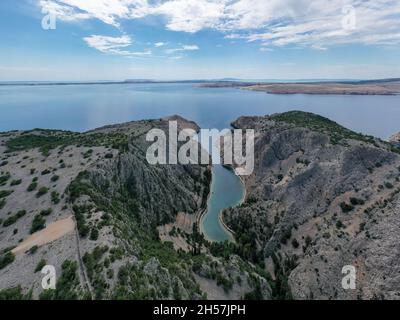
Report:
225,111,400,299
0,116,271,300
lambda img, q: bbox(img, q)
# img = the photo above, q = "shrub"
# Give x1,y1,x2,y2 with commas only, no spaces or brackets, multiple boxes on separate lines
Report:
36,187,49,198
30,215,46,234
28,245,38,254
0,199,6,210
39,260,79,300
51,175,59,182
0,173,11,186
35,259,46,273
27,182,38,192
385,182,394,189
291,238,299,249
0,252,15,270
2,210,26,227
40,208,52,216
41,169,51,175
90,228,99,241
73,205,89,238
51,191,60,204
340,202,354,213
350,197,365,206
3,215,17,227
0,286,28,300
305,235,312,248
105,153,114,159
336,220,345,229
10,179,22,186
0,190,13,199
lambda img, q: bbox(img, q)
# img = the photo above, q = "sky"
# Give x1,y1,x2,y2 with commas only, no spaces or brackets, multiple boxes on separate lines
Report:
0,0,400,81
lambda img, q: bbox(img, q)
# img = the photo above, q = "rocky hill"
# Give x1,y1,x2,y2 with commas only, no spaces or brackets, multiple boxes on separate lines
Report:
0,116,270,300
225,111,400,299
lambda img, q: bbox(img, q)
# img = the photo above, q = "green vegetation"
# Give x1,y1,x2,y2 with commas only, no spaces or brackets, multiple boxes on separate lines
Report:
0,190,13,199
0,161,8,167
35,259,46,273
340,202,354,213
6,130,129,156
36,186,49,198
0,286,31,300
385,181,394,189
0,252,15,270
51,175,59,182
271,111,397,151
89,228,99,241
10,179,22,186
350,197,365,206
40,208,52,216
27,245,38,254
270,253,298,300
2,210,26,227
39,260,85,300
0,173,10,186
27,181,38,192
41,169,51,175
336,220,345,229
72,205,90,237
51,191,60,204
30,214,46,234
0,199,6,210
83,246,108,299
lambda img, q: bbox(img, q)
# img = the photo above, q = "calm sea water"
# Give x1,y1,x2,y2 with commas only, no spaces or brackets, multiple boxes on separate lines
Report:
0,83,399,139
1,83,399,242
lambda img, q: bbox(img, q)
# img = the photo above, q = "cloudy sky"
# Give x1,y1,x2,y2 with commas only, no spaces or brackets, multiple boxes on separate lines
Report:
1,0,400,80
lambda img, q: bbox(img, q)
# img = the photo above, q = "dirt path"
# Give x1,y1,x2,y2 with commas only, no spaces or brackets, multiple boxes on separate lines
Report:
12,216,75,255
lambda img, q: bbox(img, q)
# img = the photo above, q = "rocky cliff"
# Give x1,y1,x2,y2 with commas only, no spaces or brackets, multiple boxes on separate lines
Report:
0,116,270,300
225,111,400,299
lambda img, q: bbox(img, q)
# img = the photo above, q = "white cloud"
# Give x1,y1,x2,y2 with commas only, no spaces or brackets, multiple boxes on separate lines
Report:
152,0,226,33
83,35,151,57
165,44,199,54
39,0,151,26
259,47,273,52
39,0,400,49
154,42,166,47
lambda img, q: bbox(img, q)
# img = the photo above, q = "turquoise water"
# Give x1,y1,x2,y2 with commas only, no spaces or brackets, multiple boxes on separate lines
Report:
201,165,245,242
1,83,400,241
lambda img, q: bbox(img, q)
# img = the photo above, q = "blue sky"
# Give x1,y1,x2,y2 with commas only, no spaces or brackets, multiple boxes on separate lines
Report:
1,0,400,81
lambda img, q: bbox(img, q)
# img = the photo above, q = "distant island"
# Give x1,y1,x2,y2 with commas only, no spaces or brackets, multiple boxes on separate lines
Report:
201,78,400,95
2,78,400,95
